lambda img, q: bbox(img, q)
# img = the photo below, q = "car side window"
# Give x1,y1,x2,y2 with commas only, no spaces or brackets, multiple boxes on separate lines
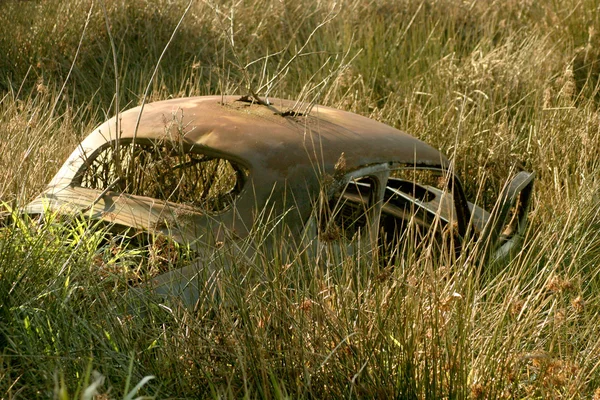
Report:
319,168,455,258
76,140,247,213
320,176,378,242
380,167,456,257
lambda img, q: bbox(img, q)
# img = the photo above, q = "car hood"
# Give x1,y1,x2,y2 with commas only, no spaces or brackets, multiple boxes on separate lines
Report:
23,186,207,245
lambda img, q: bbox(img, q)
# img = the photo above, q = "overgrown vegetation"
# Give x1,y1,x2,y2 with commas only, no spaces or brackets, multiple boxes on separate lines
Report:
1,0,600,398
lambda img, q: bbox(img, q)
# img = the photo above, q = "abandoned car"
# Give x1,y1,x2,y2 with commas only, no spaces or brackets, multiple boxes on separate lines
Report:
24,95,534,304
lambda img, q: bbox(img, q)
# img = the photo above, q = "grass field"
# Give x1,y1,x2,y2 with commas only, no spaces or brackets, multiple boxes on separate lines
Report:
1,0,600,398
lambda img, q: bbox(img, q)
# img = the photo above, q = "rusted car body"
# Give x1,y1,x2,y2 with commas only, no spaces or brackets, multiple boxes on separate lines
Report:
24,96,534,304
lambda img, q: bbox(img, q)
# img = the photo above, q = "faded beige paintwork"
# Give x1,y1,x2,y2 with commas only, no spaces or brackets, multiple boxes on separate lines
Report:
26,96,451,243
24,95,534,306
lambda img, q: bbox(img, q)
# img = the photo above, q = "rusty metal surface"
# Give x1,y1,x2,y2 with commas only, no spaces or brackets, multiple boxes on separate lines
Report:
28,96,451,243
48,96,448,186
23,95,535,304
25,186,207,243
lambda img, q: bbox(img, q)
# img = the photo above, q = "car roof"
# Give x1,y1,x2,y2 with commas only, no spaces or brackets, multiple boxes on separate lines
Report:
69,96,448,179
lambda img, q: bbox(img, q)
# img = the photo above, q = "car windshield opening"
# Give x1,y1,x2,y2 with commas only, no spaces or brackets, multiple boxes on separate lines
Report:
77,141,247,213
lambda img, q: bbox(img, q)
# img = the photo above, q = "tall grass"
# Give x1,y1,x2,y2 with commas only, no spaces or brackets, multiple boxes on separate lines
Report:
1,0,600,398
